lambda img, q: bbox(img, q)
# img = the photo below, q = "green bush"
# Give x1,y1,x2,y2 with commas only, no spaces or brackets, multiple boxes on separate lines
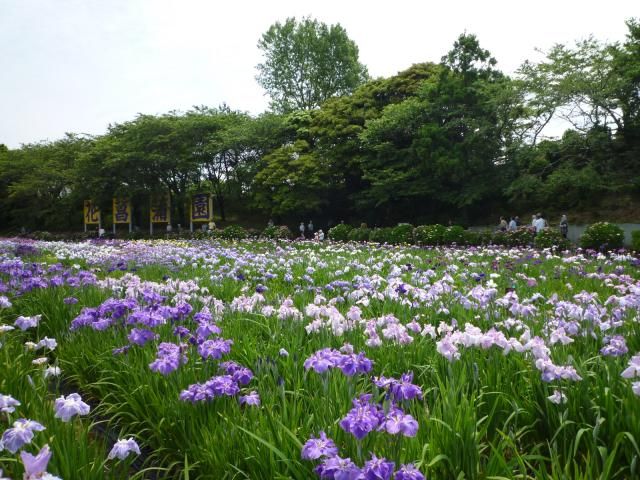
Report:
534,227,571,250
492,230,508,246
390,224,414,244
220,225,248,240
632,231,640,252
414,224,446,246
328,224,353,241
261,225,292,240
505,226,536,247
369,227,394,244
580,222,624,250
442,225,465,245
463,229,493,246
347,227,371,242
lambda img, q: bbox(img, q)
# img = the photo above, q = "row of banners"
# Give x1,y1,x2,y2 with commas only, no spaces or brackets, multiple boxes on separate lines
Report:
83,194,213,226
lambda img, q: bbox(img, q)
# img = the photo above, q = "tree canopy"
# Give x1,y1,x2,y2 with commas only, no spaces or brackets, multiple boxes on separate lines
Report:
1,18,639,232
256,17,368,113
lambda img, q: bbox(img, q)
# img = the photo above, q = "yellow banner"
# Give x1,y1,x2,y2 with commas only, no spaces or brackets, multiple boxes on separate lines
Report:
112,198,131,224
190,193,213,222
150,194,171,224
83,200,101,225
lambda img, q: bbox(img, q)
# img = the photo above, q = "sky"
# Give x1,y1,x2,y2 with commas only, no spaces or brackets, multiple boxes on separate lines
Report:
1,0,638,148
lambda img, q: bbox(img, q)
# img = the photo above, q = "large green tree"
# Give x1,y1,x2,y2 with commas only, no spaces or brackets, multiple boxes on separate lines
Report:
256,17,368,113
357,34,518,223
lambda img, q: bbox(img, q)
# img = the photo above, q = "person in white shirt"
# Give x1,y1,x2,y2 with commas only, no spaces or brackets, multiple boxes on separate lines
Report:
318,229,325,241
508,217,517,231
533,213,546,234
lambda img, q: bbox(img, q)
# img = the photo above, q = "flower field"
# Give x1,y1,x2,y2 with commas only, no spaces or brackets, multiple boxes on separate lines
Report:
1,238,639,479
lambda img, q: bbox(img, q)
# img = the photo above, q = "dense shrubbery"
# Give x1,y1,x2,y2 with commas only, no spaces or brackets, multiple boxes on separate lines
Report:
369,227,393,244
328,224,353,241
442,225,465,245
347,227,371,242
220,225,248,240
534,228,571,250
414,224,446,246
491,227,536,247
390,224,414,244
261,225,292,239
580,222,625,250
461,230,492,246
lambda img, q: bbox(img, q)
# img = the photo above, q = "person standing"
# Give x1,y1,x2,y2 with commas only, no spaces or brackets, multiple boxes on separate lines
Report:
498,217,507,232
514,216,521,227
299,222,305,239
534,213,546,234
559,214,569,239
508,217,517,231
307,220,314,239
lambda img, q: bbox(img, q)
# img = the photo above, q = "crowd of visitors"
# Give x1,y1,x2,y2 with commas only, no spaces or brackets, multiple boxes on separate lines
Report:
298,220,324,241
498,213,569,238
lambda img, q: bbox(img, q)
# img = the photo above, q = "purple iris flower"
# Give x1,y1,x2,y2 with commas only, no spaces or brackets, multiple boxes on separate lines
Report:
63,296,78,305
622,355,640,378
315,455,362,480
389,372,423,402
600,335,628,357
193,308,213,323
198,338,233,360
220,361,254,385
20,444,56,479
339,395,384,440
0,394,20,413
0,296,11,308
128,328,158,346
195,321,221,339
107,438,141,460
363,454,395,480
113,345,132,355
0,419,45,453
394,464,425,480
338,352,373,376
179,383,212,403
304,348,342,374
301,431,339,460
149,342,187,375
14,315,40,331
239,391,261,406
54,393,90,422
141,290,165,306
173,326,191,338
127,309,165,328
381,406,419,437
205,375,240,396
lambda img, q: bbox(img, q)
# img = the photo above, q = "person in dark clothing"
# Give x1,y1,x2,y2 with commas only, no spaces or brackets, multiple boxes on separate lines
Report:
560,215,569,239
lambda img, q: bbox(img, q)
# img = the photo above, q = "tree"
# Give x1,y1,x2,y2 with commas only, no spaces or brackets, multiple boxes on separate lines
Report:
357,34,516,223
256,17,368,113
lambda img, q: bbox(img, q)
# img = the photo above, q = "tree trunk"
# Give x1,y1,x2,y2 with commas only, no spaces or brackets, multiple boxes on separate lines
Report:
216,194,226,221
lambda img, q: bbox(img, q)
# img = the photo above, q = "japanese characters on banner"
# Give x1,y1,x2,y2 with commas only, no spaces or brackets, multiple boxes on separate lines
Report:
112,198,131,224
150,194,171,224
190,193,213,222
83,200,101,225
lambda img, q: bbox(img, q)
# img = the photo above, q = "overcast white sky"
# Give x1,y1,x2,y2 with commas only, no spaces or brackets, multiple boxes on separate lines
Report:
1,0,637,148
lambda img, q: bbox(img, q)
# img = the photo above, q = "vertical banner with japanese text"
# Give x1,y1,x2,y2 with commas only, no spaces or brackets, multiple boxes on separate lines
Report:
112,198,131,224
150,194,171,224
190,193,213,222
83,200,101,225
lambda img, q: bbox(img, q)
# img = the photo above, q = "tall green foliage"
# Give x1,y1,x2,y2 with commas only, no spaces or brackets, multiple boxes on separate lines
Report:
1,20,639,232
256,17,368,113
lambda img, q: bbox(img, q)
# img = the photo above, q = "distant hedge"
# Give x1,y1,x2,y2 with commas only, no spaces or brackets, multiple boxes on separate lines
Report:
324,222,588,250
